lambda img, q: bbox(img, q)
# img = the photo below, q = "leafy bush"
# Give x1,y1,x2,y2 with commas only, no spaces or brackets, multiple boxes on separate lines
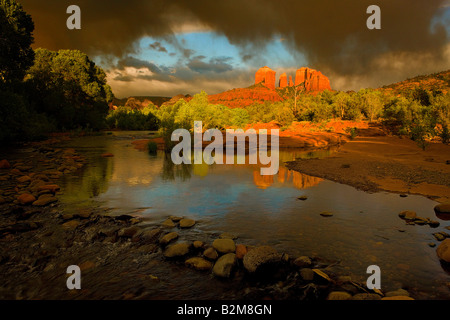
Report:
106,106,160,130
147,141,158,155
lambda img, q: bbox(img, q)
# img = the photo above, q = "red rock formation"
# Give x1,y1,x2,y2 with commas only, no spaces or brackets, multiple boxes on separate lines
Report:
289,76,294,87
295,67,331,91
279,73,288,88
208,86,282,108
255,66,276,90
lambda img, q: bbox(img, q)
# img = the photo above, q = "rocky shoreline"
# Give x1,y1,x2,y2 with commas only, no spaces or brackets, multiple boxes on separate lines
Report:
0,136,449,300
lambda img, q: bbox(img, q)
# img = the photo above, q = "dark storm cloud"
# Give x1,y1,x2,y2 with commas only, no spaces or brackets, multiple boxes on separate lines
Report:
187,56,233,73
116,56,162,74
149,41,167,53
20,0,449,84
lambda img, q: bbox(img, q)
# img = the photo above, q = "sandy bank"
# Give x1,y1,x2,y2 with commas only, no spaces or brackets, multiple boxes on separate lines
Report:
286,130,450,203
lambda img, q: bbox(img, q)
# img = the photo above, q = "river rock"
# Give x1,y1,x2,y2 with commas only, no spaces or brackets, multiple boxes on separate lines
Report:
101,153,114,157
32,196,57,207
185,257,212,271
352,293,382,300
37,184,60,193
399,210,417,220
159,232,178,245
203,247,219,260
294,256,312,268
193,240,204,249
169,215,183,222
0,159,11,169
17,175,31,183
212,253,236,278
385,288,410,297
212,239,236,254
118,226,140,238
299,268,315,281
179,218,196,228
320,211,333,217
162,219,175,228
434,233,446,241
437,239,450,263
428,220,440,228
243,246,282,273
381,296,414,300
327,291,352,300
235,244,247,259
139,228,162,243
163,242,190,258
62,220,80,230
219,232,237,239
434,203,450,214
17,193,36,205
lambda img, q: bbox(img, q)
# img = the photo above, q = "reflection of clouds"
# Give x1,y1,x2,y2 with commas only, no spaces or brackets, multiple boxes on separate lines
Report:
109,143,163,186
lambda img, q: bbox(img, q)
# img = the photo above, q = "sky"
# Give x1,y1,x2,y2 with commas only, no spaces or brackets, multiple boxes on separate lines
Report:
19,0,450,98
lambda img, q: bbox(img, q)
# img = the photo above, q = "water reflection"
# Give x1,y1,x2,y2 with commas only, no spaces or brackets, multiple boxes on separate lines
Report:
56,134,450,298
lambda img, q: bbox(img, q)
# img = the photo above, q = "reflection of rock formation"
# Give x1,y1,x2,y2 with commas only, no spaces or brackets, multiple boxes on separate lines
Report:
252,166,322,189
291,170,323,189
253,171,274,189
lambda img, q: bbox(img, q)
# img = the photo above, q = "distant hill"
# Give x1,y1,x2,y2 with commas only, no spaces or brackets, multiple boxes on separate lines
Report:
112,96,171,108
381,70,450,94
208,83,283,108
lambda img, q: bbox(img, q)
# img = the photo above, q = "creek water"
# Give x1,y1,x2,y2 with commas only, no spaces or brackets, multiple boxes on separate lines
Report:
56,131,450,299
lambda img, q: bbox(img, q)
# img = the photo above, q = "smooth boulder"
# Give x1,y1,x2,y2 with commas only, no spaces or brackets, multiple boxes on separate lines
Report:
163,242,190,258
185,257,212,271
212,253,236,278
243,246,282,273
437,238,450,263
212,239,236,254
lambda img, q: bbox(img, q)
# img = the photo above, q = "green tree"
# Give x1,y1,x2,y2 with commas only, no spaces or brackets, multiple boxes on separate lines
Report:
26,48,114,130
0,0,35,85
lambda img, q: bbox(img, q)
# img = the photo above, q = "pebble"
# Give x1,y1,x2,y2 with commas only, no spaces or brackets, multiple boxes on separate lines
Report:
293,256,312,268
398,210,416,220
235,244,247,259
320,211,333,217
203,247,219,260
193,240,203,249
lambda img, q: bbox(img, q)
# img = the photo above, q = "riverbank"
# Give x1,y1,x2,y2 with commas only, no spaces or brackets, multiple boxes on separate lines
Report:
286,129,450,204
